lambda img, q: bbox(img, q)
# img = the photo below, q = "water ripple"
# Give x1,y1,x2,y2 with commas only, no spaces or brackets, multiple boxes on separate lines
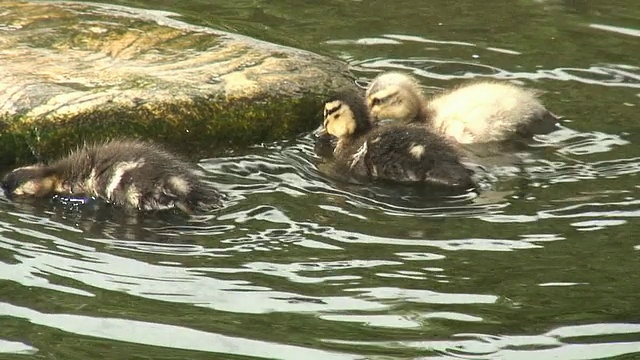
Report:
0,302,360,360
323,323,640,359
0,338,37,355
354,58,640,88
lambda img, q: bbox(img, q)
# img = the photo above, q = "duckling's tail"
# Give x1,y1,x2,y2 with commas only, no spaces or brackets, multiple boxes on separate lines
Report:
184,185,223,213
425,163,476,191
517,110,561,137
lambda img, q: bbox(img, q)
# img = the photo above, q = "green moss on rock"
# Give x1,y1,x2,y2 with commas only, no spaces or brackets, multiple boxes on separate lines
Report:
0,90,337,165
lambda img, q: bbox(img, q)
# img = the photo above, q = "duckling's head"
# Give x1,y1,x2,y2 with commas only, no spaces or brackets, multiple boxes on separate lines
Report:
366,72,426,124
1,165,61,198
320,90,372,139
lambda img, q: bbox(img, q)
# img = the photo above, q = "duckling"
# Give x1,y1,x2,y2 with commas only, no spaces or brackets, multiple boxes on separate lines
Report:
319,91,475,189
1,140,222,213
365,72,558,144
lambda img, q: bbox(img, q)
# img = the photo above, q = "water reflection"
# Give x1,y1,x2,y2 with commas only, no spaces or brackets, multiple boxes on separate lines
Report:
0,302,360,360
333,32,640,88
325,323,640,359
590,24,640,38
355,57,640,87
0,338,37,355
1,123,639,358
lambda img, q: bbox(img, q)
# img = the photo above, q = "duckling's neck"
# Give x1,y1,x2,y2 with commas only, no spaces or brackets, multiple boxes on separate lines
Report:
414,101,435,124
48,160,87,194
334,138,352,155
414,106,444,141
333,118,372,155
334,129,368,156
355,121,373,137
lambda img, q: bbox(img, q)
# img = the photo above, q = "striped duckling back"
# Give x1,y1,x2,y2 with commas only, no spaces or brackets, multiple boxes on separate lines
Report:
1,140,222,213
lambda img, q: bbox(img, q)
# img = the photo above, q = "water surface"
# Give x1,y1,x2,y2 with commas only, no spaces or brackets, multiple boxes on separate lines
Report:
1,0,640,359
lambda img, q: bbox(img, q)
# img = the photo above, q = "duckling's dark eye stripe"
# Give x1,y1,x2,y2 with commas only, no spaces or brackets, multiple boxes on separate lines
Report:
370,95,390,106
324,104,342,118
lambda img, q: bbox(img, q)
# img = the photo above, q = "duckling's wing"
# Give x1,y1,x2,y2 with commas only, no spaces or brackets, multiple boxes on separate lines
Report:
378,127,475,188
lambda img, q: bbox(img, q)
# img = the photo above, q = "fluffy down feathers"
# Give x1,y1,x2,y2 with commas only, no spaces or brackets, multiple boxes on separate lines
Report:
2,140,222,213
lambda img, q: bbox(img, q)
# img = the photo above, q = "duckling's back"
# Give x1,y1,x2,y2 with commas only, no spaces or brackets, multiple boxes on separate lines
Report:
59,140,221,212
428,82,556,143
347,125,474,189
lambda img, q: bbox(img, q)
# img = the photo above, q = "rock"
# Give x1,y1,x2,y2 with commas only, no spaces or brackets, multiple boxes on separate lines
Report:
0,1,356,165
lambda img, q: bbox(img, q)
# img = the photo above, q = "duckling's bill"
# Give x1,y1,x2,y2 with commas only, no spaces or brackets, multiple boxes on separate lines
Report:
313,125,328,137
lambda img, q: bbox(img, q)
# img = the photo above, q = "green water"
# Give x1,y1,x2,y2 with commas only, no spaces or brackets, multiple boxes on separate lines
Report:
1,0,640,359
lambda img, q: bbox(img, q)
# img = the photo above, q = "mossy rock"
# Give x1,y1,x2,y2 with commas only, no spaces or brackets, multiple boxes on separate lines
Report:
0,1,356,165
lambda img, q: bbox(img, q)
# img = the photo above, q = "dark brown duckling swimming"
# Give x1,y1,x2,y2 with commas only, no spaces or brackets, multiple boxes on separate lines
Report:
319,91,475,189
1,140,222,213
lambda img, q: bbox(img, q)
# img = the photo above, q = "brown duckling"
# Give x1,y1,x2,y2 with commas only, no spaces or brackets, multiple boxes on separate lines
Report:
365,72,558,144
319,91,475,189
1,139,222,213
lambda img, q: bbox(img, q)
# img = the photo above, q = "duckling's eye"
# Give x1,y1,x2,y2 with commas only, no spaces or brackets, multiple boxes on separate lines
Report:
371,98,382,106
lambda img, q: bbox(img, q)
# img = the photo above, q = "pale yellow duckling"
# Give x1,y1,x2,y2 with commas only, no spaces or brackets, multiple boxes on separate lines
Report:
365,72,558,144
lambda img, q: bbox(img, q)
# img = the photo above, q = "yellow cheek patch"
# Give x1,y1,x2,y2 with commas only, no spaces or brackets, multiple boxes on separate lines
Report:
322,100,358,138
14,180,38,196
13,176,59,197
326,116,355,138
328,112,357,138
